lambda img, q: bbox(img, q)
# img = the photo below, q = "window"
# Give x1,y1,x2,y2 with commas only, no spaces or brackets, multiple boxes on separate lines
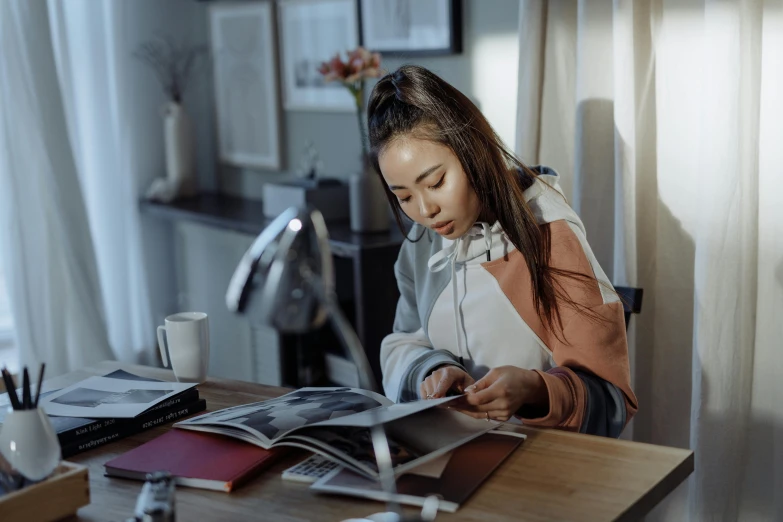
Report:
0,254,18,372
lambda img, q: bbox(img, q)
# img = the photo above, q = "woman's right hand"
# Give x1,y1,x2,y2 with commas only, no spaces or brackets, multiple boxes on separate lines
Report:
420,365,475,399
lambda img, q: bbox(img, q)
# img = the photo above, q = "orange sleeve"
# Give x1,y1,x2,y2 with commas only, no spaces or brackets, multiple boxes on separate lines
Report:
519,220,638,433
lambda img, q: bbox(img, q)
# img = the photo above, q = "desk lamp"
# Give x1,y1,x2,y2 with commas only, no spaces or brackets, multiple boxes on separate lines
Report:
225,207,436,522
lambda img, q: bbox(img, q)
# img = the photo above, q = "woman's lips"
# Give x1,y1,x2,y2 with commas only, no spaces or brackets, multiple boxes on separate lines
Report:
433,220,454,235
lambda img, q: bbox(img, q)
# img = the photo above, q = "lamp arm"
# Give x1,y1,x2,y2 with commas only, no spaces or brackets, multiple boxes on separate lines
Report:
306,273,402,516
321,287,378,393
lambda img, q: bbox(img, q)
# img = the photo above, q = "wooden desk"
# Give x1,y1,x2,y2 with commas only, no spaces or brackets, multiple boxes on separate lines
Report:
26,362,693,521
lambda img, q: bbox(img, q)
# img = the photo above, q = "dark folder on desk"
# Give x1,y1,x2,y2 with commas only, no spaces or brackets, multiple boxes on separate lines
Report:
310,432,524,513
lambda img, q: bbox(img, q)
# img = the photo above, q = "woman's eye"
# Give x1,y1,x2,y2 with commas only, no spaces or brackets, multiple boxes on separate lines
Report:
398,195,412,204
430,174,445,189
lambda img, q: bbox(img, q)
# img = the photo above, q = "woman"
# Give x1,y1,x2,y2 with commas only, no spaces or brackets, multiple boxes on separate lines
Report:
368,65,637,438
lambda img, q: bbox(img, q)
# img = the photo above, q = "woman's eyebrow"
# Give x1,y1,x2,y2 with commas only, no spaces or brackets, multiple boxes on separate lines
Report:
388,164,443,191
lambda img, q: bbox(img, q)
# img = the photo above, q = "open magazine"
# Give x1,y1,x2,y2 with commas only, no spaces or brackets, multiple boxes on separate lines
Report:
174,387,499,481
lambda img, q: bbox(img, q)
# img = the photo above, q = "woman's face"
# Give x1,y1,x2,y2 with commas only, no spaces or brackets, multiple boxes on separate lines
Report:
378,137,481,239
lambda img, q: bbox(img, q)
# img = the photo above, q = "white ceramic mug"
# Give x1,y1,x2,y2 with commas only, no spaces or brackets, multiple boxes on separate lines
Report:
157,312,209,383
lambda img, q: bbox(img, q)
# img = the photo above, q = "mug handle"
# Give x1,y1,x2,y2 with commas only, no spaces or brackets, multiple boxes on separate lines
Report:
156,326,169,368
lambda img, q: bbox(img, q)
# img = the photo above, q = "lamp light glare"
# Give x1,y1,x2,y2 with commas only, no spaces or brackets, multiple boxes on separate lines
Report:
288,218,303,232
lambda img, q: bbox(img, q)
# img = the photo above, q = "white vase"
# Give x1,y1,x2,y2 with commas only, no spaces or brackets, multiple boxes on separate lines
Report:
162,101,196,198
349,161,390,233
0,408,61,481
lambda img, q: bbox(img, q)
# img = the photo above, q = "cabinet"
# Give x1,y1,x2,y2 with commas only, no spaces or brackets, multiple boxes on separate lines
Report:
141,193,404,390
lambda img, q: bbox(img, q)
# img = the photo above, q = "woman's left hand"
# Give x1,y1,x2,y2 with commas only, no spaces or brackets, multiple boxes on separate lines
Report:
454,366,549,422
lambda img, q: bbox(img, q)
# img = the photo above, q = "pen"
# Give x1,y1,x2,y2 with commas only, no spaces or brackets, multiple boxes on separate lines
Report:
22,367,30,409
34,363,46,408
2,368,21,410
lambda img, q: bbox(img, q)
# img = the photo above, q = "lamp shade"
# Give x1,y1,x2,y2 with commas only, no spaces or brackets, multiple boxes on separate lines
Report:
225,206,334,333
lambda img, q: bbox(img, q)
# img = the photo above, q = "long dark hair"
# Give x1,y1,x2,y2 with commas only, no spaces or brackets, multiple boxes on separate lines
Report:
367,65,599,337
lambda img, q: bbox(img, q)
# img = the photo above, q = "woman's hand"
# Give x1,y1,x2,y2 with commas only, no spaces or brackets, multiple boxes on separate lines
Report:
456,366,549,422
420,365,475,399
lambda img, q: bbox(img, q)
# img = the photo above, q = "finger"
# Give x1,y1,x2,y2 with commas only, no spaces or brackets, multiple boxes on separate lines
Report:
454,394,508,412
464,372,495,395
465,384,504,406
420,379,435,399
464,382,505,407
451,372,475,394
453,408,509,422
431,373,458,399
419,377,432,399
454,407,511,422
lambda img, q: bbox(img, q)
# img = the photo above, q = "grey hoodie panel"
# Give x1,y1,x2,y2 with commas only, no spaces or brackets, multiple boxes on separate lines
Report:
393,226,450,337
392,226,459,402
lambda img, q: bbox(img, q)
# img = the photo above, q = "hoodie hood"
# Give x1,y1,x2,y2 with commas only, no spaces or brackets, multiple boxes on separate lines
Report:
522,166,585,235
429,166,582,268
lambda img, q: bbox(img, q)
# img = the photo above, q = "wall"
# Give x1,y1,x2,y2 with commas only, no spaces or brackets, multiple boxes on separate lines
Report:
173,0,521,384
220,0,520,198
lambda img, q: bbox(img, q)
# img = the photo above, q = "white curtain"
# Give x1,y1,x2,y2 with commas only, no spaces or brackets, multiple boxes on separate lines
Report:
0,0,113,376
516,0,783,520
48,0,156,364
0,0,182,376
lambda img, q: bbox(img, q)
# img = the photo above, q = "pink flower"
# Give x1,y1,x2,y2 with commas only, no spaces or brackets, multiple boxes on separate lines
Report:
319,47,382,84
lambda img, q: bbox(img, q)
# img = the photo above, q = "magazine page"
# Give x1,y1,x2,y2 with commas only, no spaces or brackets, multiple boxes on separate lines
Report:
174,387,391,445
278,426,423,479
304,395,460,429
276,404,497,479
311,467,461,514
38,375,197,419
379,406,498,476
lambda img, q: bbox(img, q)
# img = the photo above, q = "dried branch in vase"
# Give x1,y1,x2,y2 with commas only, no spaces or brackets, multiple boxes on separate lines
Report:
134,37,208,104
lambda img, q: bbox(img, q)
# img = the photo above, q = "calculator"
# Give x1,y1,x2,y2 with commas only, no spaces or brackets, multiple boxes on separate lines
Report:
281,454,341,483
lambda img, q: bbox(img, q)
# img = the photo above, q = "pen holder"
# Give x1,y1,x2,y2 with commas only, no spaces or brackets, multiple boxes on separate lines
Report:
0,407,61,481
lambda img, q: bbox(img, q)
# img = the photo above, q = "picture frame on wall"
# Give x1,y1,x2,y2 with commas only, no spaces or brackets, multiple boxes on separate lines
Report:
209,1,282,169
278,0,358,112
358,0,462,56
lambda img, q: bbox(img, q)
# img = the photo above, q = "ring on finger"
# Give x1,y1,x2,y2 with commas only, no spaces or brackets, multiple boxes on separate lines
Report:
485,411,490,422
426,393,434,399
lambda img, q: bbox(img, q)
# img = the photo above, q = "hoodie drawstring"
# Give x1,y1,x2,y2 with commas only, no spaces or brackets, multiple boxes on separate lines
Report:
427,223,493,366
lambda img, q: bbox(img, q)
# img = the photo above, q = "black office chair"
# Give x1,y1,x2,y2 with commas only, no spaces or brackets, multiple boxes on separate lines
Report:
614,286,643,330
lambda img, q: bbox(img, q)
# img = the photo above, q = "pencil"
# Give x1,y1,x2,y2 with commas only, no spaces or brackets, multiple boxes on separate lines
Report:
2,368,20,410
34,363,46,408
22,368,30,409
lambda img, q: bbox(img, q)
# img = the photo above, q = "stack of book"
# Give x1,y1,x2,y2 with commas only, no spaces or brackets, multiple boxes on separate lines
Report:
0,370,206,458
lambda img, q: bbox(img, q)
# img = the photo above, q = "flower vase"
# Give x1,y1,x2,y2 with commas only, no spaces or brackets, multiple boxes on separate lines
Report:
0,408,61,481
162,101,196,198
349,158,390,233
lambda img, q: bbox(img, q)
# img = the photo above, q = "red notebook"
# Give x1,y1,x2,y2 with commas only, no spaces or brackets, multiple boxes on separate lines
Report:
104,428,287,492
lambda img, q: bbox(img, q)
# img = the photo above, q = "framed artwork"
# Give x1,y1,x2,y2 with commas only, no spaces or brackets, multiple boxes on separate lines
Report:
278,0,359,112
358,0,462,56
209,1,282,169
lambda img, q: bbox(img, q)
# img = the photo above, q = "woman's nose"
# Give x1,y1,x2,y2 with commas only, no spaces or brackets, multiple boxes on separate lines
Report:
418,196,439,219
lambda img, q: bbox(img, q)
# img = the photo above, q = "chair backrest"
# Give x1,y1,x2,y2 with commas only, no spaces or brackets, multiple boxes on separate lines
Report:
614,286,643,330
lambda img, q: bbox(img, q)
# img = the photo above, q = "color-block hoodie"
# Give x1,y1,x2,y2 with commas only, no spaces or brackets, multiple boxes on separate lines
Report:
380,166,638,437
